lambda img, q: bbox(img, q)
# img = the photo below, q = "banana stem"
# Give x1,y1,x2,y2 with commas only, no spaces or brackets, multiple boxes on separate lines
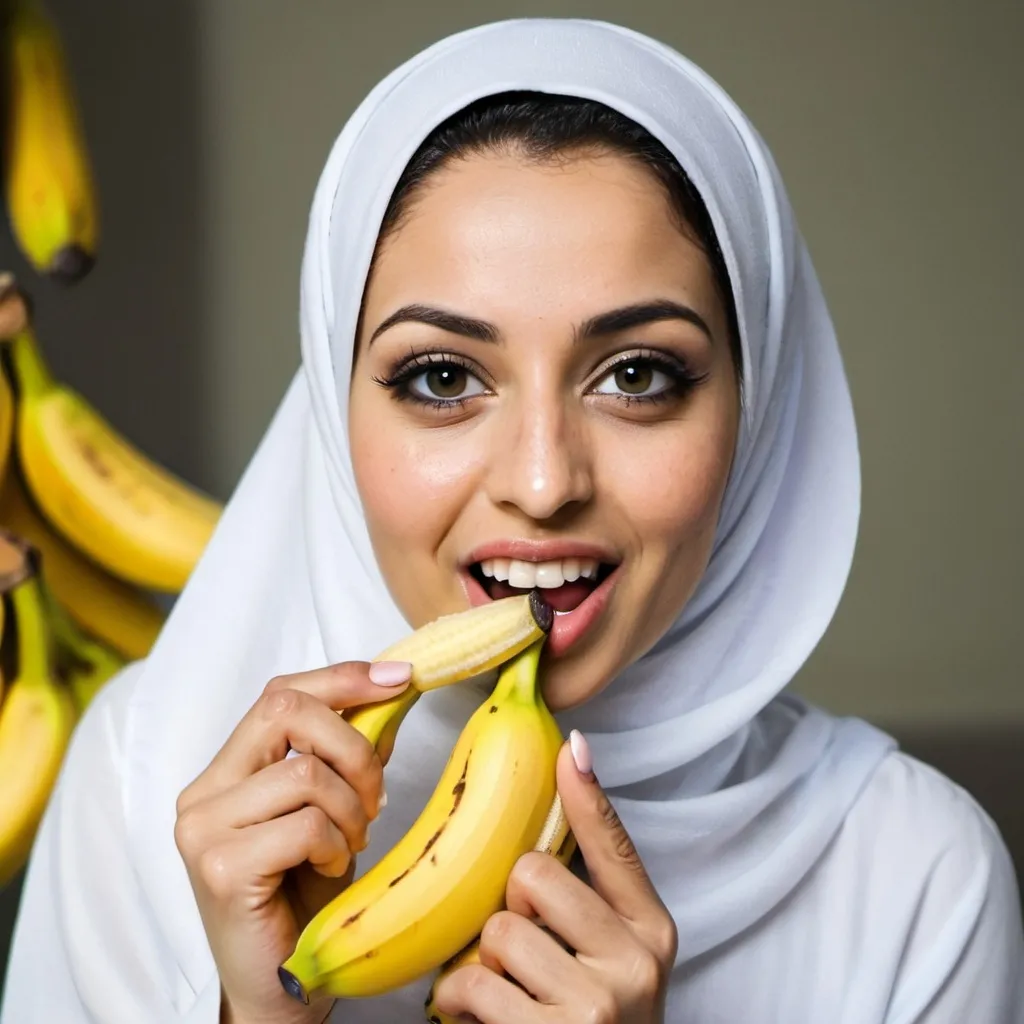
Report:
6,329,53,398
9,574,52,681
489,638,545,705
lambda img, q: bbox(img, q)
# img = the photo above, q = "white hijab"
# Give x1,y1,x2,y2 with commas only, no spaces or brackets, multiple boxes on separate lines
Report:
122,16,895,1014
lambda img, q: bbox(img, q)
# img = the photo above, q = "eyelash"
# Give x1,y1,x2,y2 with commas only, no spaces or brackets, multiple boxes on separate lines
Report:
371,347,709,412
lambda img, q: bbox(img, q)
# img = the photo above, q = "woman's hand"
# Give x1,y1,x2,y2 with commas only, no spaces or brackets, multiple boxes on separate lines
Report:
173,660,411,1024
430,731,678,1024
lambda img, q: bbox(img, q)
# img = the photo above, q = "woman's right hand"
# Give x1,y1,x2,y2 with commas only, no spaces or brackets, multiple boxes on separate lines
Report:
173,660,413,1024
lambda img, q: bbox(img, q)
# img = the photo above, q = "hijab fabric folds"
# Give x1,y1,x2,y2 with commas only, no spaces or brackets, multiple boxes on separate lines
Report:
121,17,895,1013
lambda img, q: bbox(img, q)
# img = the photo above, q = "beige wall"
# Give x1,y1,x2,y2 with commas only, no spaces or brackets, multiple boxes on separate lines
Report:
196,0,1023,729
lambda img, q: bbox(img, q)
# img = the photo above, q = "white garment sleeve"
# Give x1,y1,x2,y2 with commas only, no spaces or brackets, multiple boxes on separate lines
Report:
884,760,1024,1024
0,664,222,1024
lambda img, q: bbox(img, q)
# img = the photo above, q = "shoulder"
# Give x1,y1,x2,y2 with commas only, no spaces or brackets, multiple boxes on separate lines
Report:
827,749,1023,1019
843,749,1017,890
850,749,1003,840
836,748,1021,921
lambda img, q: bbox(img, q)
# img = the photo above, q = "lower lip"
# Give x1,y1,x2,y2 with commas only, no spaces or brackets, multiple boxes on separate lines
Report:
461,564,622,657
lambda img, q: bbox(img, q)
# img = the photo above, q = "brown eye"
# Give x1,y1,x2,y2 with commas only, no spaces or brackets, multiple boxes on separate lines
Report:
406,362,487,403
589,352,692,399
614,363,654,395
425,367,466,398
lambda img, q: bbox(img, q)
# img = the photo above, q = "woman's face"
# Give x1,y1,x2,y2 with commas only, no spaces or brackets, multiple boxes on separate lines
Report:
349,150,740,711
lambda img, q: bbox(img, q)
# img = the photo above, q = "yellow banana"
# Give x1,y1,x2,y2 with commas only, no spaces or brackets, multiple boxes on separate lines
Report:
4,324,222,592
0,353,12,484
345,590,552,762
44,581,126,714
0,466,165,660
0,272,22,479
424,793,577,1023
279,637,564,1002
2,0,99,284
0,529,77,889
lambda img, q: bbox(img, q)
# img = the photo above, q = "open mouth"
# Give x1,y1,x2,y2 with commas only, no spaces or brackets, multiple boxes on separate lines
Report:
462,556,621,656
468,559,615,610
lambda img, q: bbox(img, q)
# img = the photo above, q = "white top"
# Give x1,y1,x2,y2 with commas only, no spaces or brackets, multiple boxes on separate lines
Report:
2,665,1021,1023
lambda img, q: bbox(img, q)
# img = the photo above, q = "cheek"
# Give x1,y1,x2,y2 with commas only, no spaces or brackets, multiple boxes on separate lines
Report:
603,418,735,555
349,414,481,562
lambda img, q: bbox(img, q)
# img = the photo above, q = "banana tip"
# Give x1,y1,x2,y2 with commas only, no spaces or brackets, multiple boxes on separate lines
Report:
529,588,553,634
277,965,309,1005
48,245,95,286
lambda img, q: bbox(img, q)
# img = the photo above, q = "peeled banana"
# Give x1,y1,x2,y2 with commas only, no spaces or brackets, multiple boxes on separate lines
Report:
345,589,552,762
4,324,222,592
2,0,99,284
0,529,77,888
279,636,565,1002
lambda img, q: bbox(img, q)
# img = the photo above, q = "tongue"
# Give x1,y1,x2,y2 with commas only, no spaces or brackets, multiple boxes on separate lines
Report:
488,578,595,612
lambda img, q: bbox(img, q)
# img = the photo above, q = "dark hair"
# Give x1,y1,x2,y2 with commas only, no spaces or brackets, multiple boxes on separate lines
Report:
372,91,742,379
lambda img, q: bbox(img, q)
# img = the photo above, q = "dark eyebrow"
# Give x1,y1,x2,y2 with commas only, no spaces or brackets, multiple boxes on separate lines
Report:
368,298,713,346
369,304,497,344
575,300,713,345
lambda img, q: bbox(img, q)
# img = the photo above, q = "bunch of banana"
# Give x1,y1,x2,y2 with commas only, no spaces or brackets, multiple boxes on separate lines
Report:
0,276,223,725
2,0,99,284
0,528,79,889
4,320,223,594
277,590,580,1016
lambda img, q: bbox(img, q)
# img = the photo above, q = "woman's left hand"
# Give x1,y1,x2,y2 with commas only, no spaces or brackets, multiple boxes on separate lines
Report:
430,730,678,1023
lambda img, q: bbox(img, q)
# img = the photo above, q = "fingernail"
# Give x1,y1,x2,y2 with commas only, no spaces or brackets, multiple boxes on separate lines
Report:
570,729,594,779
378,784,388,812
368,660,412,686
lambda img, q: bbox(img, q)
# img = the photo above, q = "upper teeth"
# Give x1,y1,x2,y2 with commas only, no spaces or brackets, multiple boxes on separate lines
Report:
478,557,600,589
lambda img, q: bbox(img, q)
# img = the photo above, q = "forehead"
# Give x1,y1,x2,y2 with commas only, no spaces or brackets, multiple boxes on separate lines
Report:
365,150,716,318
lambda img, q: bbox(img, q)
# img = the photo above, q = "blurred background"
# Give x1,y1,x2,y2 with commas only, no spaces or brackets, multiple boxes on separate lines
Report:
1,0,1021,988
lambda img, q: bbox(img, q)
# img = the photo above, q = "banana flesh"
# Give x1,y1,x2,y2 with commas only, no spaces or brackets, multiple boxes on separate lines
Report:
279,637,564,1002
4,324,222,592
0,529,77,888
344,590,553,763
2,0,99,283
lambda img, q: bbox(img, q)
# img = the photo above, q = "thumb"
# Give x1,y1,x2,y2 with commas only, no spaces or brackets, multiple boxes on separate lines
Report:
556,730,660,921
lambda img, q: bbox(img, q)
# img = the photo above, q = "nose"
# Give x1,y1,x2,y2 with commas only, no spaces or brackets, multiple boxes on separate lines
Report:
485,387,594,521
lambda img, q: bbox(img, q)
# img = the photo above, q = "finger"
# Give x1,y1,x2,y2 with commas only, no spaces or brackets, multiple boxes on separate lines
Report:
431,963,548,1024
197,686,385,819
477,910,584,1005
188,753,371,856
557,733,666,924
504,850,623,960
265,659,412,711
180,660,408,805
196,806,352,904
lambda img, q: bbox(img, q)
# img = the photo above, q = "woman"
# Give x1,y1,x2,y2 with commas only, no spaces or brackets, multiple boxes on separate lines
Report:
2,17,1021,1024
